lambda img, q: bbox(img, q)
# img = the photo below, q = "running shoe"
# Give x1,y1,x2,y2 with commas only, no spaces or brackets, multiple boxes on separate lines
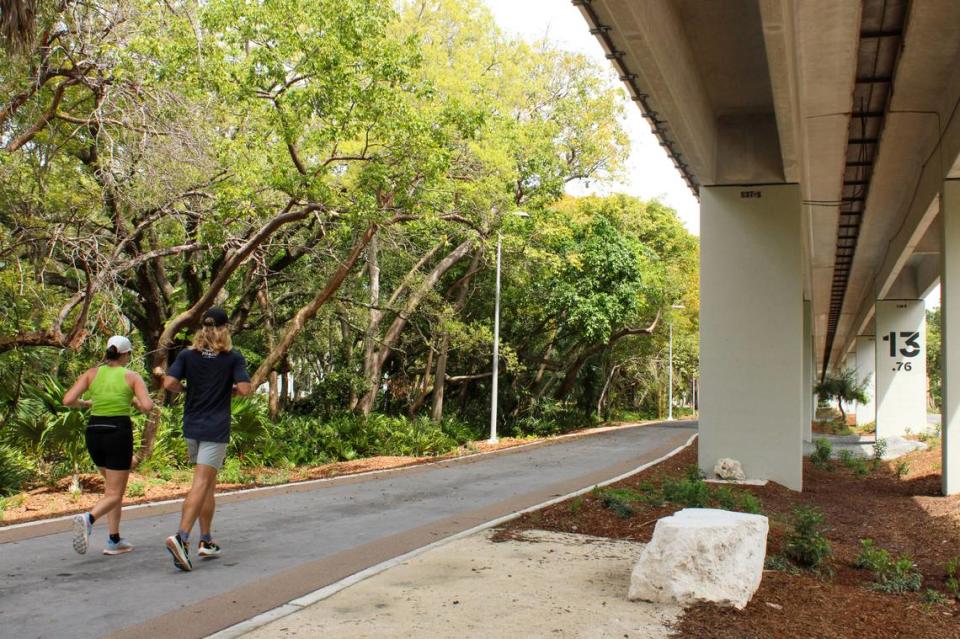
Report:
197,540,221,558
71,513,92,555
165,534,192,572
103,538,134,555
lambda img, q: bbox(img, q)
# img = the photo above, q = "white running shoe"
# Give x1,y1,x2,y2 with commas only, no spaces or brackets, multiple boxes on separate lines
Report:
103,538,134,555
197,540,221,558
71,514,92,555
165,534,192,572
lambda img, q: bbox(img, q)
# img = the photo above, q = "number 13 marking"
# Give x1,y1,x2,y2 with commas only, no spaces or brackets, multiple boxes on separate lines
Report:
882,331,920,358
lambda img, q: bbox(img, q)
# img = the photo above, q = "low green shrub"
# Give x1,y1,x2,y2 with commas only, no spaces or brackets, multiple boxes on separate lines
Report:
599,488,637,518
872,557,923,594
736,492,763,515
512,398,596,437
872,438,888,470
255,469,290,486
219,457,253,485
856,538,923,594
921,588,949,607
0,445,34,496
851,457,870,478
838,449,854,466
785,506,832,568
946,556,960,598
764,554,801,575
661,475,711,508
855,539,889,571
810,438,832,470
895,460,910,479
126,481,146,498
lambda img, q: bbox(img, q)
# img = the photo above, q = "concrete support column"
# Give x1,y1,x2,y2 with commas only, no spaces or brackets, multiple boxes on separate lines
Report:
700,184,803,490
803,300,813,442
875,300,926,439
855,336,876,426
942,179,960,495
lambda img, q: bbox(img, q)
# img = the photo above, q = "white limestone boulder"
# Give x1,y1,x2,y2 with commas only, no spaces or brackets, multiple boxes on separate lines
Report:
713,458,746,481
628,508,768,610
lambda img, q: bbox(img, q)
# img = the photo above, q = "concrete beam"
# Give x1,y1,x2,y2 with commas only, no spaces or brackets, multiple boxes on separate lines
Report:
594,0,717,182
760,0,860,373
830,2,960,367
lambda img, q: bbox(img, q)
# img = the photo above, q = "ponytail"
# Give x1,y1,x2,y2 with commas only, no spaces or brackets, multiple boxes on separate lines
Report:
105,345,121,361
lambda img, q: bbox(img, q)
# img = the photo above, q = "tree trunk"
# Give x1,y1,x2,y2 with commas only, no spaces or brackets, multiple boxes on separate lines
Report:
250,223,377,388
430,332,452,422
357,237,476,416
431,249,482,422
258,289,280,419
361,233,382,408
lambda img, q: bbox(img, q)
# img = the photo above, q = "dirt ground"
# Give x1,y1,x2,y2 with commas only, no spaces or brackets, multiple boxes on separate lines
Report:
495,441,960,639
0,421,653,526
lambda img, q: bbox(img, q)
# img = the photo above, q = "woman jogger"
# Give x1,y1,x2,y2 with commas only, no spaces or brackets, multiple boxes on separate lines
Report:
62,336,154,555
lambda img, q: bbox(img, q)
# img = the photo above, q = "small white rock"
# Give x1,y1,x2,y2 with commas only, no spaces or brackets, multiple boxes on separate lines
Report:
628,508,769,610
713,458,746,481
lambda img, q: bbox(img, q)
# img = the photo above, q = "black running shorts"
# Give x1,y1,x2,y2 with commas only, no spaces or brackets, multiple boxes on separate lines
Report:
85,416,134,471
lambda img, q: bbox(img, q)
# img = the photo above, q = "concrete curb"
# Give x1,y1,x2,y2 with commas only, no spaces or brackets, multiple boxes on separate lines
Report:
206,432,699,639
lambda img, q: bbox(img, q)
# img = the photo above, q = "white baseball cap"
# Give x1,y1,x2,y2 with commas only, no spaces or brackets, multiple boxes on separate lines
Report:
107,335,133,354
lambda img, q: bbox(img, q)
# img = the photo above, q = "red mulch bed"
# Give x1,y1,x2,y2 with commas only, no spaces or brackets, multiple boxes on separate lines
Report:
493,441,960,638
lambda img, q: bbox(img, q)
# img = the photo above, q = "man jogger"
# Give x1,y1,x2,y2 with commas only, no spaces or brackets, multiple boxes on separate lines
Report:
160,307,251,571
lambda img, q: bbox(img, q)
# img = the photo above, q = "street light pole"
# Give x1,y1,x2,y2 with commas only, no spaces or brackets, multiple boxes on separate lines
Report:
668,319,674,421
489,231,503,443
488,211,529,443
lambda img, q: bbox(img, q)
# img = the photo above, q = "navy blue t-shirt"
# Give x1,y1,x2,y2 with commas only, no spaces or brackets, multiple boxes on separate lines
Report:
167,348,250,443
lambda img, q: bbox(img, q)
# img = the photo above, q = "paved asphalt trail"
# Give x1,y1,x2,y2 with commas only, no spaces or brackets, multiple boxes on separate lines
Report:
0,421,695,639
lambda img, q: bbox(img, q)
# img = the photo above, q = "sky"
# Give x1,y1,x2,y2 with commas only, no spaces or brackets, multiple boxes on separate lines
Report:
480,0,701,235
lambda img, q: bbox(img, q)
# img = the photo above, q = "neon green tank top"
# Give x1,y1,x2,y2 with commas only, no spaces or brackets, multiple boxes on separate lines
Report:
86,366,134,417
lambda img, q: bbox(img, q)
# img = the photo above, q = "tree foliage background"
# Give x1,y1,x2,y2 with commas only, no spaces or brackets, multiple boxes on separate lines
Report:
0,0,698,492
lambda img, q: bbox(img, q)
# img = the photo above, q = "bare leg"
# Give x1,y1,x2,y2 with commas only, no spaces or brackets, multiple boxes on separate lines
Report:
199,486,216,538
178,464,218,537
90,469,129,535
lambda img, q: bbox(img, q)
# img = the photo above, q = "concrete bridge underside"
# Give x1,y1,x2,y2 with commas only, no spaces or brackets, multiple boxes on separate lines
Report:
576,0,960,493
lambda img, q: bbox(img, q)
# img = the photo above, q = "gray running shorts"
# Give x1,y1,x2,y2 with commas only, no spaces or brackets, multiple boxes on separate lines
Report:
186,439,228,470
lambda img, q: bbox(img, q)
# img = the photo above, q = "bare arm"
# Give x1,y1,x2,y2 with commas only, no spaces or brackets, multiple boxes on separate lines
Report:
233,382,253,397
63,369,94,409
162,375,185,394
128,373,155,413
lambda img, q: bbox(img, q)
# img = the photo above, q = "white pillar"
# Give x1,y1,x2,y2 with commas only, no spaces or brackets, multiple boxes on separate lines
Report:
875,299,926,439
855,335,876,426
942,179,960,495
803,300,813,442
700,184,803,490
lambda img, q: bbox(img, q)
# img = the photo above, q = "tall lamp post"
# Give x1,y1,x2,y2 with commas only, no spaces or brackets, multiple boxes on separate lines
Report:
667,304,685,421
489,210,529,443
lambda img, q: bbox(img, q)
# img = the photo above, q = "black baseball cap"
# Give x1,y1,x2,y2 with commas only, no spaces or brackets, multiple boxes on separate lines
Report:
202,307,229,327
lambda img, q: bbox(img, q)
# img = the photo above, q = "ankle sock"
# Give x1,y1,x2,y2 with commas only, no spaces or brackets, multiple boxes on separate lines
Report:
200,534,212,543
178,531,190,544
109,533,121,543
86,513,95,525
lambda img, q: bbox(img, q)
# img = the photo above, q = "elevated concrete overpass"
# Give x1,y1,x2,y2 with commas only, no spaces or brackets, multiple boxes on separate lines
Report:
575,0,960,493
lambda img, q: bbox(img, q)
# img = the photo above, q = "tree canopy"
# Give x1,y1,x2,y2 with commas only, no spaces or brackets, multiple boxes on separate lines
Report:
0,0,699,488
